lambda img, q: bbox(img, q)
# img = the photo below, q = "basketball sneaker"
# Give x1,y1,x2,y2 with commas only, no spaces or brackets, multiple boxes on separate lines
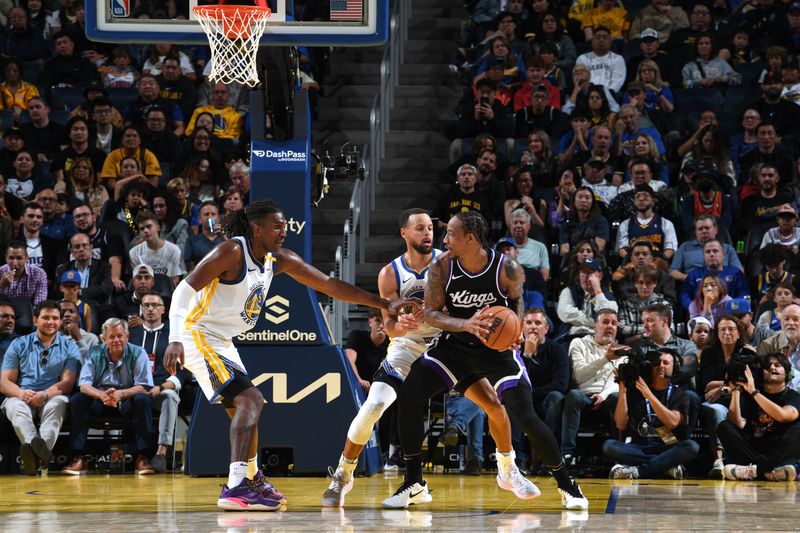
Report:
558,479,589,511
609,464,639,479
724,464,757,481
321,466,354,507
218,478,283,511
496,464,541,499
381,480,432,509
764,465,796,481
250,470,286,505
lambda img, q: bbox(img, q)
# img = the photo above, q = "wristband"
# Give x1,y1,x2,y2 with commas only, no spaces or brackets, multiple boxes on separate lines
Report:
750,389,760,398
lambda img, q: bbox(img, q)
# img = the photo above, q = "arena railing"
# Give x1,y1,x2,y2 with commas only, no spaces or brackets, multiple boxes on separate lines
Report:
328,0,409,344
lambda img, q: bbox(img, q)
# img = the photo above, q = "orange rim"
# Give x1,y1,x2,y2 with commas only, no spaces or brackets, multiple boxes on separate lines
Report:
193,5,271,39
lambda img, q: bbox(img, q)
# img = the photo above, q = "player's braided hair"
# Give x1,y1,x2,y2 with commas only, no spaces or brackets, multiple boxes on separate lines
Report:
455,210,489,248
223,198,284,238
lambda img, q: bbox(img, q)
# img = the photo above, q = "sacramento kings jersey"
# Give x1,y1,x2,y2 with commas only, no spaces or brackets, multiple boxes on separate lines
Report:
445,248,508,344
183,236,274,341
389,249,442,345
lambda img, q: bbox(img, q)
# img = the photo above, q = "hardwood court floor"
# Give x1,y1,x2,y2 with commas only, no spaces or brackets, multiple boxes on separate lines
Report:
0,472,798,532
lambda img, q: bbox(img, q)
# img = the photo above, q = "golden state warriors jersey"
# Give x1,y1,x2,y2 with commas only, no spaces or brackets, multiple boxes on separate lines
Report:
184,236,274,341
389,249,442,345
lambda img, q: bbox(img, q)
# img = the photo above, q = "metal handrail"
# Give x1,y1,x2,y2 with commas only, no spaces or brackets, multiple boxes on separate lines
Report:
329,0,409,344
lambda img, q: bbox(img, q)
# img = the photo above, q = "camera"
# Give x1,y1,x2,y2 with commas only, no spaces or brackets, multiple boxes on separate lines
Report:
616,347,660,387
320,143,365,181
725,347,759,385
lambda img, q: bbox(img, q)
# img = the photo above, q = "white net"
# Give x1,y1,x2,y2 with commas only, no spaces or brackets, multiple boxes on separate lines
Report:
193,5,271,87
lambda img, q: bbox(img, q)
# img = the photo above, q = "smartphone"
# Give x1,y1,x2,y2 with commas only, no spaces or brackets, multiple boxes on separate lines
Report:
480,95,489,107
208,218,216,232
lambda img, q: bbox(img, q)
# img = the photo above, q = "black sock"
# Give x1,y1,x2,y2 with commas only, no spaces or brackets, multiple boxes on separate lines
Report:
549,460,574,490
404,453,423,484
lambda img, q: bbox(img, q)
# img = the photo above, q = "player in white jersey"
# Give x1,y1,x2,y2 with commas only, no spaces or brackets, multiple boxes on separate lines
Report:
322,209,440,507
164,199,412,511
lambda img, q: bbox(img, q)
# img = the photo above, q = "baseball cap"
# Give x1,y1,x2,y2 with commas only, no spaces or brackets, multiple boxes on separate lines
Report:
586,156,607,168
133,263,155,277
783,58,800,70
634,183,655,196
60,269,81,285
762,70,783,84
694,164,719,178
726,298,752,315
495,237,518,251
790,1,800,13
681,159,699,173
4,127,23,139
532,83,549,95
579,257,602,272
777,203,797,218
688,316,713,331
489,57,505,69
640,28,659,42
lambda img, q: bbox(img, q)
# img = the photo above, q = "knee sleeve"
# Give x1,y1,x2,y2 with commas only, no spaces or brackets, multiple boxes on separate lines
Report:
502,384,563,467
347,382,397,445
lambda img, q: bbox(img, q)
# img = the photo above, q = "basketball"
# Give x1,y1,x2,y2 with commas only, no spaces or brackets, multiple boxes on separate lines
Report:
479,306,521,351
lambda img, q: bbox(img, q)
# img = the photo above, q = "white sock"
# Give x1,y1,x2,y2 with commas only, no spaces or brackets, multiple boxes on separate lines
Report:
339,454,358,479
247,455,258,478
228,461,249,488
389,444,398,457
496,449,515,471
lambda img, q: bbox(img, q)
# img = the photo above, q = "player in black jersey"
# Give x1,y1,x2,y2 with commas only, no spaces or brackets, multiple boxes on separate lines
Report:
383,211,588,511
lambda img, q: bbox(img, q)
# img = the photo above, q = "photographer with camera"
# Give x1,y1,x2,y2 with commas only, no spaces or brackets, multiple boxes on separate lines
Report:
697,315,758,478
603,349,700,479
562,308,625,464
602,349,699,479
718,353,800,481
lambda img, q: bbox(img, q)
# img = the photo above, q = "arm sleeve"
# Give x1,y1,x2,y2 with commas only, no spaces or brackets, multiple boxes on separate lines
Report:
168,280,199,343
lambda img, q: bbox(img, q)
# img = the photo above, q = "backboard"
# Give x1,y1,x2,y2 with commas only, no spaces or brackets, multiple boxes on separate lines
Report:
85,0,387,46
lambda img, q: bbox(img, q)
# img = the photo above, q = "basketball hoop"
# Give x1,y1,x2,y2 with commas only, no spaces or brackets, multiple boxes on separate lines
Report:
193,0,272,87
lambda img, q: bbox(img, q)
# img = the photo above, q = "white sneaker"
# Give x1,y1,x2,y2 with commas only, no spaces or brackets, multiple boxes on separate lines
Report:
709,459,725,479
381,481,432,509
559,480,589,511
609,464,639,479
666,465,685,480
724,464,757,480
496,464,541,499
764,465,797,482
321,466,354,507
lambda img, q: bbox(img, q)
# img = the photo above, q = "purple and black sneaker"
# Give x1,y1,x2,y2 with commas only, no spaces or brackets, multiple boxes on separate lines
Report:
250,470,287,505
217,478,283,511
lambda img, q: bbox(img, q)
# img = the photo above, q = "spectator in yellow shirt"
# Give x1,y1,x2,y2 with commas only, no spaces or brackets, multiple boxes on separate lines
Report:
99,126,161,190
582,0,630,42
0,60,40,123
184,83,244,141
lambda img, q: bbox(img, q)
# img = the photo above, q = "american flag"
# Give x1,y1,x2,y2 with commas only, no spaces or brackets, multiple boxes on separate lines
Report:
330,0,362,21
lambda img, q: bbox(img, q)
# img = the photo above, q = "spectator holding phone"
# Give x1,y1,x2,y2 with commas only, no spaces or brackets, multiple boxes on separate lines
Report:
183,201,226,272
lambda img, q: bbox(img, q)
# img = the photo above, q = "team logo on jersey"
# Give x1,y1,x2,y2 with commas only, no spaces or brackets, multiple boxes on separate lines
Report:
241,286,266,325
449,290,497,308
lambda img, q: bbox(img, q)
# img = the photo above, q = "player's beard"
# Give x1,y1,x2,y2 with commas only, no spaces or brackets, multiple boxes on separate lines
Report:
411,241,433,255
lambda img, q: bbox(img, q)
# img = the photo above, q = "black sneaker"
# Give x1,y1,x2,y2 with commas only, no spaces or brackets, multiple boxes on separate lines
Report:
441,425,461,447
30,436,51,467
463,459,483,476
19,443,37,476
384,451,406,472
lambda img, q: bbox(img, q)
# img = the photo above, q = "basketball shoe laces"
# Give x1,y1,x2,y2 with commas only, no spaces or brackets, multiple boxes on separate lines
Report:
326,466,347,491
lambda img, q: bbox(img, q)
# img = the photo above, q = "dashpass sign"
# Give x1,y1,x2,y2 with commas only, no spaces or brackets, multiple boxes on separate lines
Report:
330,0,362,21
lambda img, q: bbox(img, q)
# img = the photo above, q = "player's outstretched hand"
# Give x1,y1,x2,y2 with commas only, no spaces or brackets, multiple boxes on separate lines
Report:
464,306,494,338
386,298,419,315
164,342,185,376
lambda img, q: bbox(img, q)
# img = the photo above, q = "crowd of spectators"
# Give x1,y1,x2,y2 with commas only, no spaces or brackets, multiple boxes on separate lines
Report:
0,0,324,477
430,0,800,480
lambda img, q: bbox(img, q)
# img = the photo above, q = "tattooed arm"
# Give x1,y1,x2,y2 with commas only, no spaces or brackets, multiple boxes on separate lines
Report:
424,253,493,337
500,255,526,322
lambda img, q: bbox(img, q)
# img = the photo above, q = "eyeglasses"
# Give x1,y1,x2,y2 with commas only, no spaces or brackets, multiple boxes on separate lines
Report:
141,303,163,309
40,349,49,367
93,108,111,114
